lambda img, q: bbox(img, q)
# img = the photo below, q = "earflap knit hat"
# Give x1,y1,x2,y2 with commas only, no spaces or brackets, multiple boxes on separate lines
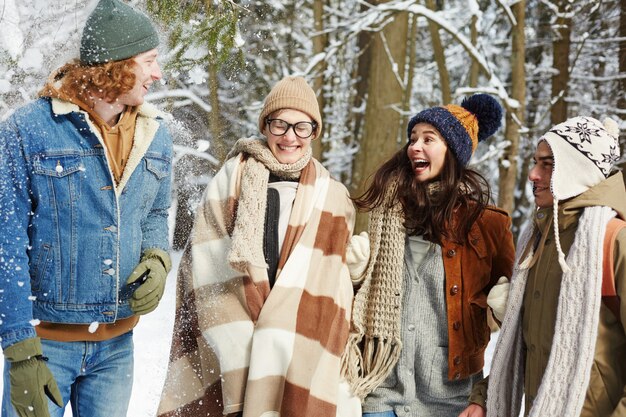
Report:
406,94,503,166
258,76,323,137
541,116,620,201
538,116,620,272
80,0,160,65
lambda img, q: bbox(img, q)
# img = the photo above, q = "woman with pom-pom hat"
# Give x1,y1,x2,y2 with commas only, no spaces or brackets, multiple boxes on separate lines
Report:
341,94,515,416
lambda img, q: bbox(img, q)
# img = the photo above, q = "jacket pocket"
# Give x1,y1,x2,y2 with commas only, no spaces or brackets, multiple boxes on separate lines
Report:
32,153,83,207
469,298,489,348
582,362,613,416
137,155,171,212
427,347,474,399
30,243,52,292
145,155,170,180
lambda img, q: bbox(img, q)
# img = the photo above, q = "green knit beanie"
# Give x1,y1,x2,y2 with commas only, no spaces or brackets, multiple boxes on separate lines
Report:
80,0,159,65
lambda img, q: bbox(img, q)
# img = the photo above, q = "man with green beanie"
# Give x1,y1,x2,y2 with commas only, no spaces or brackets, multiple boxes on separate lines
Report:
0,1,172,416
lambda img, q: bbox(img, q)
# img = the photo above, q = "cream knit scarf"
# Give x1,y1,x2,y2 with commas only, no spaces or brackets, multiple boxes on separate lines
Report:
342,177,449,399
486,205,614,417
342,176,404,400
227,137,311,273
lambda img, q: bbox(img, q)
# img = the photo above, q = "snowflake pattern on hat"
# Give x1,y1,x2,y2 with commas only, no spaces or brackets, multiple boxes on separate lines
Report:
550,116,619,177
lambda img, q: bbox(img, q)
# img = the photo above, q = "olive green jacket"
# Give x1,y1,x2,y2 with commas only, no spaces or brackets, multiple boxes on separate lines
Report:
470,173,626,417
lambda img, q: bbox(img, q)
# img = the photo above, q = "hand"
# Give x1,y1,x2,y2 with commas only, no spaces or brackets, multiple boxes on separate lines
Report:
487,276,510,322
4,338,63,417
346,231,370,280
458,403,486,417
126,248,172,315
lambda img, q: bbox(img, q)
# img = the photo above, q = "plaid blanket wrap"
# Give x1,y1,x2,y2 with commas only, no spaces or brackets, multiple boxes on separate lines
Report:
158,154,355,417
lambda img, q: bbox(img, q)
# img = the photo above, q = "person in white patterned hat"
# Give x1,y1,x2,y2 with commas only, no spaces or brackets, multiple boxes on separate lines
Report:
461,116,626,417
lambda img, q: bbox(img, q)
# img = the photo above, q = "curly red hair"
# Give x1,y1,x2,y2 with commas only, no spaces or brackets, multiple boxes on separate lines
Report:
52,58,137,103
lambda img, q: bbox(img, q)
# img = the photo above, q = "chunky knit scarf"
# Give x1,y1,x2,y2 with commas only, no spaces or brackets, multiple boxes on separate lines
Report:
342,177,405,400
227,137,311,272
486,205,614,417
158,138,355,417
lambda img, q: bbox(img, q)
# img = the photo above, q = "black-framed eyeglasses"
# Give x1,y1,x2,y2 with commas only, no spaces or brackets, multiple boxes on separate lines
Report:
265,118,317,139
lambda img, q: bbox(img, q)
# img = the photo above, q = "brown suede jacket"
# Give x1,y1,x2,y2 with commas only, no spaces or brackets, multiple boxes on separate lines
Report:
440,206,515,380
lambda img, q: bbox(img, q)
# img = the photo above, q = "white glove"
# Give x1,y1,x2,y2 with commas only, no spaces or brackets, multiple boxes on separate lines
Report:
346,231,370,283
487,276,510,322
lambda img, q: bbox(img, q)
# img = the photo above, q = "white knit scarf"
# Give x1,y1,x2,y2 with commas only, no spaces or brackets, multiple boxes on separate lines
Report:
226,137,311,272
487,205,615,417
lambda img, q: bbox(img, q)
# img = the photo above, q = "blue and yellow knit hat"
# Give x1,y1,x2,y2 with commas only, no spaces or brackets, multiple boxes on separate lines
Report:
406,94,503,166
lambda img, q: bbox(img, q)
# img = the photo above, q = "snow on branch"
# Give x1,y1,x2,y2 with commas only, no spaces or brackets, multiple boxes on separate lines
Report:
324,0,516,108
172,144,220,167
304,52,327,77
470,139,511,166
570,73,626,82
401,2,513,107
495,0,517,26
146,89,212,113
380,30,405,90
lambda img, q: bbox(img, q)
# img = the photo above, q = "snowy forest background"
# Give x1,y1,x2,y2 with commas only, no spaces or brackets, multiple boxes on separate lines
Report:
0,0,623,415
1,0,624,240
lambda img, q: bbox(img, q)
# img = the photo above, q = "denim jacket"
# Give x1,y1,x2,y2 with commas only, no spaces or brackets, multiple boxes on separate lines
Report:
0,98,172,349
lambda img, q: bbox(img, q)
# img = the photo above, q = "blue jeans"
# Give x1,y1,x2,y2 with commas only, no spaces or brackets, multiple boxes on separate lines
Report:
363,412,397,417
2,332,134,417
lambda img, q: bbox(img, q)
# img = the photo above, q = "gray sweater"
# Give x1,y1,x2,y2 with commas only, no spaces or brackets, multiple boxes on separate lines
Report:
362,235,482,416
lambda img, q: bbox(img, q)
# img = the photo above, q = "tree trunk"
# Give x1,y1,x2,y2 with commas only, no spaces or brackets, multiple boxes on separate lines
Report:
172,189,193,250
550,0,572,124
312,0,328,161
469,14,479,88
617,0,626,118
399,14,418,139
207,63,227,162
425,0,451,104
618,0,626,175
201,0,227,162
351,7,373,146
498,0,526,215
351,6,410,232
513,1,551,234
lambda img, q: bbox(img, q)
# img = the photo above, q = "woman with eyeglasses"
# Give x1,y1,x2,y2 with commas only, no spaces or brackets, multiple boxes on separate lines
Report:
158,76,360,417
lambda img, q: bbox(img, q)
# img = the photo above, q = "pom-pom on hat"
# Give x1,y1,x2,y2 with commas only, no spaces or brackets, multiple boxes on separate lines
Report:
540,116,620,201
80,0,160,65
258,76,323,137
407,94,503,166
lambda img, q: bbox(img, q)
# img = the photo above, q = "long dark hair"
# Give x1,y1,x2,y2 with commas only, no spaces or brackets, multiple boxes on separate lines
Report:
354,143,491,245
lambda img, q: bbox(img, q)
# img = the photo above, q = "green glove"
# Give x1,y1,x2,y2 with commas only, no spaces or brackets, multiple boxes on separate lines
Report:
4,338,63,417
126,248,172,315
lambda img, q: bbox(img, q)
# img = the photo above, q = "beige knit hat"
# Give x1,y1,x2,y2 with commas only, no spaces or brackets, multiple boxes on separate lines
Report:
257,76,322,137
